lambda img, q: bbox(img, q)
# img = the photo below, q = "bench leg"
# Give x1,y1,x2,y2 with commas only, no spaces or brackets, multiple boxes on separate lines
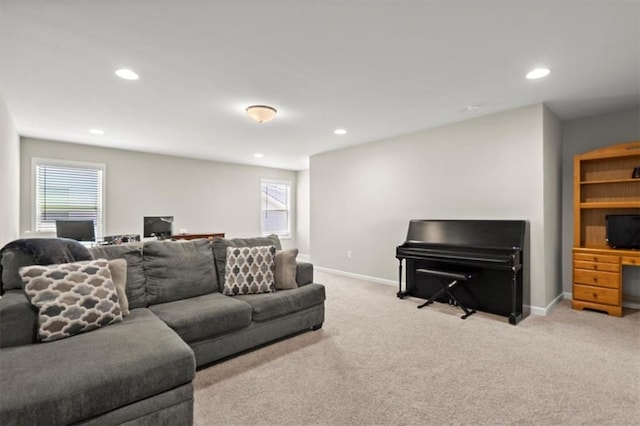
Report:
446,286,476,319
417,280,455,309
417,278,477,320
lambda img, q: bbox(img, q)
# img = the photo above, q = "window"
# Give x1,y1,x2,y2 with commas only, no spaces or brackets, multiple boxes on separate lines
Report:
261,180,291,238
33,159,105,239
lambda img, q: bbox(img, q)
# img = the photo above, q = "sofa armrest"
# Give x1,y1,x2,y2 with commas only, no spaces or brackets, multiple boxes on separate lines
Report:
296,261,314,287
0,290,37,348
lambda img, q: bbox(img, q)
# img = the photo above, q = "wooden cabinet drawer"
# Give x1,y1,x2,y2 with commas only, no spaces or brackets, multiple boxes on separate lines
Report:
573,269,619,289
574,261,619,272
573,284,620,306
573,253,619,264
621,256,640,266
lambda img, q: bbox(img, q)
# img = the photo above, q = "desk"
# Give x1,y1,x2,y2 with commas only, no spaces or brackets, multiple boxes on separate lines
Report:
171,233,225,241
572,247,640,316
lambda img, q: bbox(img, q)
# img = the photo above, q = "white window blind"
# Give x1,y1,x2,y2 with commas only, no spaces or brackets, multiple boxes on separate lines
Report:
261,180,291,237
34,160,105,239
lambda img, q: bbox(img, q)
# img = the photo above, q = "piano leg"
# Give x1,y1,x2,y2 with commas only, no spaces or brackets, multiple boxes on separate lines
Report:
509,268,522,325
396,259,409,298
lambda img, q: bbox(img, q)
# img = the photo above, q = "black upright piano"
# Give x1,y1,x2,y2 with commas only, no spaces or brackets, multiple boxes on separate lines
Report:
396,220,529,325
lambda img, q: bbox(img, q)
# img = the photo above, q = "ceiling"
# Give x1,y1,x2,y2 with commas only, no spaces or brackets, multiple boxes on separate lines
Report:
1,1,639,170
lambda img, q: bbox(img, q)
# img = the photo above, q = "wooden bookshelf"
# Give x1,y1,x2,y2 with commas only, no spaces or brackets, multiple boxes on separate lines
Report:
572,141,640,316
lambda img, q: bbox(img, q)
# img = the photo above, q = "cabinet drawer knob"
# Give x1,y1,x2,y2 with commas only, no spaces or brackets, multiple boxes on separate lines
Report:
593,293,598,299
594,265,598,270
593,277,598,283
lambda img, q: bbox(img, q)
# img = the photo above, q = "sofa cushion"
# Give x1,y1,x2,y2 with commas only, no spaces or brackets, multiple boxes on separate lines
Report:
0,290,38,348
20,258,123,342
212,234,281,287
0,308,195,426
90,243,147,308
223,246,276,296
149,292,253,343
236,283,326,322
143,239,218,305
1,238,92,293
275,248,298,290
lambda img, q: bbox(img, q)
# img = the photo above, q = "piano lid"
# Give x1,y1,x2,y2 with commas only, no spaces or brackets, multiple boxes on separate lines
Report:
404,220,526,250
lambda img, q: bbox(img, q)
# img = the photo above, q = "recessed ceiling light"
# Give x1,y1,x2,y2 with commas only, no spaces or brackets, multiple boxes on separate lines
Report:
115,69,139,80
526,68,550,80
254,153,264,158
334,129,347,135
89,128,104,135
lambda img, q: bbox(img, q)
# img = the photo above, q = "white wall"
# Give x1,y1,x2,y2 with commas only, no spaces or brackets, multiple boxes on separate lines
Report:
311,104,561,311
542,105,563,306
0,95,20,247
296,169,310,257
561,108,640,299
20,138,297,248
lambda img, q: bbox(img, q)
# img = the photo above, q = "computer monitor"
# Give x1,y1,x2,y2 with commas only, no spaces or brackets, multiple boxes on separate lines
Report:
143,216,174,240
55,220,96,242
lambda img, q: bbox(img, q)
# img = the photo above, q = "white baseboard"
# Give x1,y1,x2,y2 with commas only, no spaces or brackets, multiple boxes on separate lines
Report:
315,266,400,287
622,295,640,309
529,292,566,316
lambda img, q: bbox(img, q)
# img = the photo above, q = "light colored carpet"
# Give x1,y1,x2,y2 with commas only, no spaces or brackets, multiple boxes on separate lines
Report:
194,271,640,425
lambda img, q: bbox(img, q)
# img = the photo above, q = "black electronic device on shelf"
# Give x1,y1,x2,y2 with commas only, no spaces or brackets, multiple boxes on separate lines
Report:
606,214,640,249
143,216,174,240
55,220,96,242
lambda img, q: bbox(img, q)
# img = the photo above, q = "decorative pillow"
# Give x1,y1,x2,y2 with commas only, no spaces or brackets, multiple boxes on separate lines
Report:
275,248,299,290
108,258,129,316
20,258,122,342
224,245,276,295
212,234,282,288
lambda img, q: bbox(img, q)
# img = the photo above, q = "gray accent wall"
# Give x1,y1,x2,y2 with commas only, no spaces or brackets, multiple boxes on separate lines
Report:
0,95,20,247
19,138,297,248
561,108,640,300
310,104,562,312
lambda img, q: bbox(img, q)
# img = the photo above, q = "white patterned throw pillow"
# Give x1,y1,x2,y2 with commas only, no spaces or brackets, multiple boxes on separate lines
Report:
224,245,276,295
20,258,123,342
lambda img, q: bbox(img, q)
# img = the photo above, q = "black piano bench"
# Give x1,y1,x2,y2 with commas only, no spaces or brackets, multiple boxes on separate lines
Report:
416,268,477,319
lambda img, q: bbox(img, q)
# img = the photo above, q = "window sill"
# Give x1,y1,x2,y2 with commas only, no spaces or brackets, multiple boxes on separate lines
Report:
263,233,292,240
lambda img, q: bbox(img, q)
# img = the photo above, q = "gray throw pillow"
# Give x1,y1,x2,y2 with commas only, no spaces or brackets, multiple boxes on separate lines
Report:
275,248,298,290
108,258,129,316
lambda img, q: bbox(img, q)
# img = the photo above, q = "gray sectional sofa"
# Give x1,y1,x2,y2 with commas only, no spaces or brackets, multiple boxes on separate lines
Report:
0,235,325,425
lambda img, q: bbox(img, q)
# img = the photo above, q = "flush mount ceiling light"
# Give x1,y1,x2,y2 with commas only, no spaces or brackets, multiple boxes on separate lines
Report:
526,68,550,80
254,153,264,158
246,105,277,123
334,129,347,135
89,128,104,135
115,68,139,80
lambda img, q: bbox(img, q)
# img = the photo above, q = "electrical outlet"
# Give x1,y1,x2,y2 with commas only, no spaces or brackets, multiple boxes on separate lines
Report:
347,250,352,259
